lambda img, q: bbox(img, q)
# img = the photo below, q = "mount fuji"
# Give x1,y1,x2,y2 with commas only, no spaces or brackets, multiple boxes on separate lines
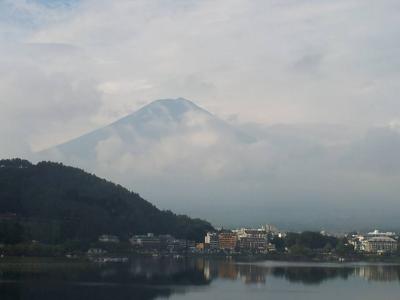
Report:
39,98,255,163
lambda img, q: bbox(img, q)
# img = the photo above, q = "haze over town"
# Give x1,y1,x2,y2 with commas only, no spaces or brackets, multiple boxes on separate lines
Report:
1,0,400,230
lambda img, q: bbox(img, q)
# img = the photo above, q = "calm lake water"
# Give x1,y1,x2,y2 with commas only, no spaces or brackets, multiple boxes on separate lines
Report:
1,257,400,299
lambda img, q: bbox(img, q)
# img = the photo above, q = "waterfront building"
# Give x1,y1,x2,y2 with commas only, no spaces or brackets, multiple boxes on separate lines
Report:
218,232,237,250
235,228,268,252
237,236,267,252
362,236,398,253
205,232,219,250
130,233,161,250
165,238,194,253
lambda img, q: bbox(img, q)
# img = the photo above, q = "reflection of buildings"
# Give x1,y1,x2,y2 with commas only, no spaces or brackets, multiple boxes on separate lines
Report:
202,260,270,284
203,260,238,281
237,264,267,284
217,262,239,280
202,259,400,286
202,260,213,280
356,266,400,282
272,266,354,285
10,256,400,300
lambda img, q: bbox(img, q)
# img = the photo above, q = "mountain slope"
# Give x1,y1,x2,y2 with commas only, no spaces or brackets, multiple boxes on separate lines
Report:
40,98,255,162
0,159,213,243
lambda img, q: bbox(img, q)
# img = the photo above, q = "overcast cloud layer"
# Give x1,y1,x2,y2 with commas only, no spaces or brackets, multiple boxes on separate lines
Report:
1,0,400,229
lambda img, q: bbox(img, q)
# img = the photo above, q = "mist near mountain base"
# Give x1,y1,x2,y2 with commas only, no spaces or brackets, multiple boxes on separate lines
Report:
35,99,400,230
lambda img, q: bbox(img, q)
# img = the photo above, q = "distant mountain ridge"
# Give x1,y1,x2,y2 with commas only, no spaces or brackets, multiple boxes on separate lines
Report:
0,158,213,243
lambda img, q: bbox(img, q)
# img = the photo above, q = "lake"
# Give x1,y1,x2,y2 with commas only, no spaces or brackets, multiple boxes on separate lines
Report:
0,257,399,299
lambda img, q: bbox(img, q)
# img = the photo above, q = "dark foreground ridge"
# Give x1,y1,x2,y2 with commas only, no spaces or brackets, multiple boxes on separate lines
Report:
0,158,213,245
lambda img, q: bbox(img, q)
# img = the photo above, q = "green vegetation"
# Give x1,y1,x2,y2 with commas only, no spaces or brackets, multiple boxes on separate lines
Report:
270,231,355,259
284,231,339,250
0,158,213,248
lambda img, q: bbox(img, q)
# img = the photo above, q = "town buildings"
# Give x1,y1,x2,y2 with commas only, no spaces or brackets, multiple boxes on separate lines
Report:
204,225,282,253
100,226,398,257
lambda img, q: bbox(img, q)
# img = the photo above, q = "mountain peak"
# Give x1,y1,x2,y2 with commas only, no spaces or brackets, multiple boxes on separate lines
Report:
38,97,255,162
140,97,205,115
151,97,197,107
120,97,210,125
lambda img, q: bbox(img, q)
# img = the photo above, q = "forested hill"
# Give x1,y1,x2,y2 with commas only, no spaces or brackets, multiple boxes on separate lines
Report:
0,159,213,243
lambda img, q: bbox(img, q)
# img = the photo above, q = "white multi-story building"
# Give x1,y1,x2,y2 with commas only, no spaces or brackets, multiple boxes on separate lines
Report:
204,232,219,250
234,228,268,252
362,236,398,254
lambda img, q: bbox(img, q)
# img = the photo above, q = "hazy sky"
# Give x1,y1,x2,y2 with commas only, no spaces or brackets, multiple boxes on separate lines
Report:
1,0,400,229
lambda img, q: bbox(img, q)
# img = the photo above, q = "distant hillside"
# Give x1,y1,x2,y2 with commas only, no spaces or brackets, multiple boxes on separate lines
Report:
0,159,213,243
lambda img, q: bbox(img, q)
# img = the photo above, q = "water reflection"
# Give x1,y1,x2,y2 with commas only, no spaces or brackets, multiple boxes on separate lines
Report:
1,258,400,299
355,265,400,282
202,260,400,285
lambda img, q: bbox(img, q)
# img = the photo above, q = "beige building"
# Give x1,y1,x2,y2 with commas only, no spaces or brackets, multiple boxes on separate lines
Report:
362,236,398,253
218,232,237,250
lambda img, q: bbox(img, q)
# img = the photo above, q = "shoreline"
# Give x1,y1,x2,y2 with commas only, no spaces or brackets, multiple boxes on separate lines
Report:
1,253,400,265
